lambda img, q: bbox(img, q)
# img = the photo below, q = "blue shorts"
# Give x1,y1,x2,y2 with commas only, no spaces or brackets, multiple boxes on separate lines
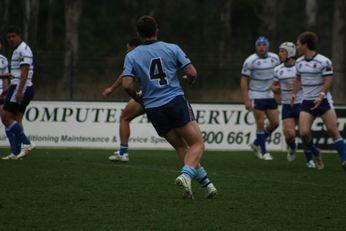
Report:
253,98,278,111
145,95,195,137
282,103,301,120
3,85,34,114
301,99,331,117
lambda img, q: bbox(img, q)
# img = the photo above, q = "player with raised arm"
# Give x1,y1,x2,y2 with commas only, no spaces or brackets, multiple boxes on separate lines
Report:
1,26,35,160
272,42,315,168
121,15,217,199
102,38,143,162
290,31,346,171
241,36,280,160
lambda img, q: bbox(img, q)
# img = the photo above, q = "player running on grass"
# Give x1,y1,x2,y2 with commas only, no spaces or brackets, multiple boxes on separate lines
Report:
1,26,35,160
121,15,217,199
241,36,280,160
290,31,346,171
272,42,315,168
102,38,143,162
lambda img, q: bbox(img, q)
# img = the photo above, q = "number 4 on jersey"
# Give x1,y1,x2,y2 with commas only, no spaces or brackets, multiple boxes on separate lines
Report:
149,58,167,85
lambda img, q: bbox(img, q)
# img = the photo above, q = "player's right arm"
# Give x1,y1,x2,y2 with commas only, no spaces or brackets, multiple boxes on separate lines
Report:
271,80,281,94
122,76,142,104
240,76,252,111
102,75,123,97
181,64,197,85
290,76,301,105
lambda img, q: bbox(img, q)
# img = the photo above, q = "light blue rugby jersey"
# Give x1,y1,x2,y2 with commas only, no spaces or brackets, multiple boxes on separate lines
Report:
296,54,333,101
122,40,191,108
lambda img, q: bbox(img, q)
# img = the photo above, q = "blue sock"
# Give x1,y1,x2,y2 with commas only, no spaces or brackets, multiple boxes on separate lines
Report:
334,138,346,162
9,122,31,145
256,132,267,154
181,165,197,180
196,167,211,188
305,138,320,156
287,141,297,150
264,128,271,140
119,144,128,156
15,136,21,155
254,139,258,146
303,149,313,162
5,129,20,155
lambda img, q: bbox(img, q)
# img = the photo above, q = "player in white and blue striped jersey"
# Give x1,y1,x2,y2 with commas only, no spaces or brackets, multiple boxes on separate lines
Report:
272,42,315,168
1,26,35,160
241,36,280,160
121,16,217,199
291,31,346,171
0,37,10,102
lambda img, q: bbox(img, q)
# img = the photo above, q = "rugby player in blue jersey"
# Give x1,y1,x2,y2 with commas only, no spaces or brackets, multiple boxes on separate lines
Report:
121,16,217,199
291,31,346,171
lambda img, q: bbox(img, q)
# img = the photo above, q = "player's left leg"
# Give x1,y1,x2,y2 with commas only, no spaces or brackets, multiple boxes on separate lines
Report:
264,108,279,139
118,99,144,153
172,121,217,198
321,109,346,168
252,109,269,159
174,121,204,168
166,129,217,198
165,127,197,199
109,99,145,162
299,111,323,169
283,118,297,161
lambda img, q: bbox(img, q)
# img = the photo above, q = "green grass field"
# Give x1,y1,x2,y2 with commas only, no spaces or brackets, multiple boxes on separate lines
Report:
0,148,345,231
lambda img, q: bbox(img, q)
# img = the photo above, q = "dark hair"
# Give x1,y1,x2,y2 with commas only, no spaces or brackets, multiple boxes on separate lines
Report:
6,25,22,37
136,16,157,38
298,31,318,51
128,37,142,47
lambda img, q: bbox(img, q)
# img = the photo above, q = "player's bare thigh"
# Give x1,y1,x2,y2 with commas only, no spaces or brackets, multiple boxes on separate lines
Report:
299,111,314,138
265,108,279,126
252,109,266,131
282,117,297,138
175,121,204,148
121,99,144,121
165,129,189,163
321,109,341,139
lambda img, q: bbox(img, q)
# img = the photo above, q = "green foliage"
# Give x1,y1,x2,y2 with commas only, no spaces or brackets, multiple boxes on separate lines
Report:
1,148,345,230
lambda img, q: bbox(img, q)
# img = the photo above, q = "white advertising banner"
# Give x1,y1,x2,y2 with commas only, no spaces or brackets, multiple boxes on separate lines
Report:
0,101,288,150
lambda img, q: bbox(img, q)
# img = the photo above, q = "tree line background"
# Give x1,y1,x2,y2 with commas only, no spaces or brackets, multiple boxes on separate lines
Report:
0,0,345,103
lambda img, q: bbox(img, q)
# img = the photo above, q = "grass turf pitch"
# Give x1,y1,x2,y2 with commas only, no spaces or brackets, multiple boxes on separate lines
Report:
0,148,345,230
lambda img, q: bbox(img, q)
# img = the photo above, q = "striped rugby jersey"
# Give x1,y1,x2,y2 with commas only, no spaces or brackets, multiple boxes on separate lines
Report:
241,52,280,99
274,63,302,104
0,54,9,94
10,41,34,87
296,54,333,101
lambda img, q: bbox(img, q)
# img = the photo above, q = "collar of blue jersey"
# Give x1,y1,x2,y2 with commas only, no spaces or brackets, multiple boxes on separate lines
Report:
142,40,159,45
304,53,318,62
